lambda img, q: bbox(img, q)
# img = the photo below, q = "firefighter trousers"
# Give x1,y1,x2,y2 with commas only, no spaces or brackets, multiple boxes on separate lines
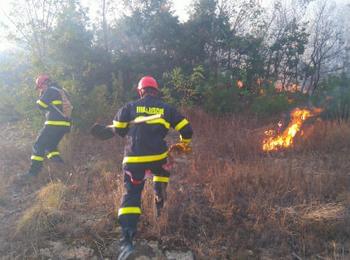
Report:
118,161,170,242
28,125,69,175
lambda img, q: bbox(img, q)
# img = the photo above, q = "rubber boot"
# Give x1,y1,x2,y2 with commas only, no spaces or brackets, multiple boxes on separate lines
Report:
118,230,135,260
17,161,42,184
24,160,43,178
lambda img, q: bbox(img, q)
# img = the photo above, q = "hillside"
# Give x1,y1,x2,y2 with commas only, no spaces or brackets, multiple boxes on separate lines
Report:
1,110,350,259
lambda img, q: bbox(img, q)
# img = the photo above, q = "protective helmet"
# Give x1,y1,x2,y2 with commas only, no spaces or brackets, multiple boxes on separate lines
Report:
137,76,158,96
35,74,50,90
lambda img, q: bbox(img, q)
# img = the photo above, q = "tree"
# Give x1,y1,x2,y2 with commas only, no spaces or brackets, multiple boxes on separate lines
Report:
301,0,346,94
1,0,67,67
262,0,309,90
48,1,93,81
109,0,182,92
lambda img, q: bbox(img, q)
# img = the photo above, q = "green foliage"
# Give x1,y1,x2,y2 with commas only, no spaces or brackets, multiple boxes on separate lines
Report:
69,84,114,129
0,83,43,128
0,0,347,129
0,85,20,122
0,50,43,128
251,92,290,118
47,1,94,84
203,85,244,114
312,75,350,122
162,65,205,106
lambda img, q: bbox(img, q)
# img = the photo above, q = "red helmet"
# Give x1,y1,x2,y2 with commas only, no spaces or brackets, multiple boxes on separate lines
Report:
138,75,158,89
35,74,50,90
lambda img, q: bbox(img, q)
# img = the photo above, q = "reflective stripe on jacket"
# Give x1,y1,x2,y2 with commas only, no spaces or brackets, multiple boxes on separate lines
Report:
113,95,193,164
36,84,71,127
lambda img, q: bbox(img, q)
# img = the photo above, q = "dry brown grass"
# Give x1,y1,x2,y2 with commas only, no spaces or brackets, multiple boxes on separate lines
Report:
136,109,350,259
4,110,350,258
16,182,67,238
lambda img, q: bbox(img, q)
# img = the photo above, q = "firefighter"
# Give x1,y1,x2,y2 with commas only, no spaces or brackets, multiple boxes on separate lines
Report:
23,74,72,178
91,76,193,259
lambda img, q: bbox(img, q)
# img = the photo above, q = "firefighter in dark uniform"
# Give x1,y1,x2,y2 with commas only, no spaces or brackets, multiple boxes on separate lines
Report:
112,76,193,259
24,74,72,178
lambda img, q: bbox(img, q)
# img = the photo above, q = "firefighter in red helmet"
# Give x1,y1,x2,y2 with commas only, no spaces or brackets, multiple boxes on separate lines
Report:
22,74,72,178
92,76,193,259
136,75,158,96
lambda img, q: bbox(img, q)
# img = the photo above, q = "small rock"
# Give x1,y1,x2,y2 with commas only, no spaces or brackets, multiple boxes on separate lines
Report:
165,250,194,260
39,248,52,258
49,241,65,252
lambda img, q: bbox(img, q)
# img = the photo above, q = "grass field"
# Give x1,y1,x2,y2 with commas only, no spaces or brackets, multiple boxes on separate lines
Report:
1,109,350,259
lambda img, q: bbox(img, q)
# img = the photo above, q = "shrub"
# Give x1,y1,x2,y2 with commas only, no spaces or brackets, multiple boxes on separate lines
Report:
162,65,205,107
68,84,115,129
251,93,290,117
202,86,244,114
312,74,350,122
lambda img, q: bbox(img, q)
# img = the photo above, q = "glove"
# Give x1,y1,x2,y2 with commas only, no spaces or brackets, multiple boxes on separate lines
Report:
90,123,115,140
169,142,192,153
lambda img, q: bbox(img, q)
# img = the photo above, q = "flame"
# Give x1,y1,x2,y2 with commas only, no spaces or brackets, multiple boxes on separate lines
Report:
274,81,302,93
262,108,322,152
237,80,244,89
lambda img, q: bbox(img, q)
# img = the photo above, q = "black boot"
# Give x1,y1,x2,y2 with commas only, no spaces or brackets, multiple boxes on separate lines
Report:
49,156,64,163
118,230,135,260
21,160,42,180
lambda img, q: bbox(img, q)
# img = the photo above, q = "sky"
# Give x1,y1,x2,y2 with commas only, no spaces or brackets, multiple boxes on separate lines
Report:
80,0,192,22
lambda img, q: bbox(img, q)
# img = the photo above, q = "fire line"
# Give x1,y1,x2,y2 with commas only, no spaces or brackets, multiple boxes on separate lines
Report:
262,108,322,152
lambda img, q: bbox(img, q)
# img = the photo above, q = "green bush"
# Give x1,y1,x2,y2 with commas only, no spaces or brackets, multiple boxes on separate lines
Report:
70,84,114,129
312,75,350,122
0,83,43,129
251,92,290,118
203,86,244,114
162,65,205,107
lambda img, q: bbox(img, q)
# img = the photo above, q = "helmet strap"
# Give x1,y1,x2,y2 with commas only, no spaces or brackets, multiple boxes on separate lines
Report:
138,89,144,97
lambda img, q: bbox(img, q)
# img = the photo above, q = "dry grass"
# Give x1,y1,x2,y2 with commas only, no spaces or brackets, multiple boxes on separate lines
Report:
301,203,347,222
16,182,67,238
3,110,350,258
136,109,350,258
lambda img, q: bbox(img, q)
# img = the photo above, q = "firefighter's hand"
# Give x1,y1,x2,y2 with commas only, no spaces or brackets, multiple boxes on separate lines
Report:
90,123,115,140
169,143,192,153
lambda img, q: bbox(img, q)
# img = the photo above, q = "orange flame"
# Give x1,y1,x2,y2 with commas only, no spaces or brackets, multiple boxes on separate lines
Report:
237,80,244,89
262,108,322,152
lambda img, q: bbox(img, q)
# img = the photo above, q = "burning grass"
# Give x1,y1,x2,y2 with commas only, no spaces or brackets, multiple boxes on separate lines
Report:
262,107,323,152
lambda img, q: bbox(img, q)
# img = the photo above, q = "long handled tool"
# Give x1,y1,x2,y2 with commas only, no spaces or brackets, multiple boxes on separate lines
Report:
90,114,162,140
106,114,162,128
49,104,67,118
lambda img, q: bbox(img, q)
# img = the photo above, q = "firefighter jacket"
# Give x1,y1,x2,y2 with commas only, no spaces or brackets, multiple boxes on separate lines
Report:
36,83,71,127
113,95,193,164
